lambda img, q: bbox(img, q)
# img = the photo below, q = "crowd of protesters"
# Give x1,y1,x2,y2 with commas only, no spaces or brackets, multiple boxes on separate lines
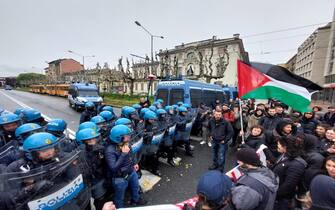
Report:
190,98,335,210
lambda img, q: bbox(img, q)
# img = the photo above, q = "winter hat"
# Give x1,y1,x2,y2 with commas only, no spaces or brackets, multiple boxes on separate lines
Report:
236,148,262,167
310,175,335,210
197,170,232,203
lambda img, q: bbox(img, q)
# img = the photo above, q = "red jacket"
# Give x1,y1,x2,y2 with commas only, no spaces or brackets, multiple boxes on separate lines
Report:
223,111,235,123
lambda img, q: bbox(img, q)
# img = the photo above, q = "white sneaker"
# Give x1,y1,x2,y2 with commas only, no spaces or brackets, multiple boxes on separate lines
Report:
208,142,212,147
200,140,206,145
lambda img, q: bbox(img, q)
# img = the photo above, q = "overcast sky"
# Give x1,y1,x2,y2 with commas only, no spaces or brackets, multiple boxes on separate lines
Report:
0,0,334,76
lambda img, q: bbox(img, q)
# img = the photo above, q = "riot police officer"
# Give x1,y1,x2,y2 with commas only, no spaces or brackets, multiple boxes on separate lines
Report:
105,125,146,208
123,107,141,129
76,128,107,210
101,105,117,120
0,113,21,147
99,110,116,132
91,115,108,142
5,132,90,209
132,104,142,115
21,109,47,126
78,121,100,133
174,106,193,157
142,111,161,176
165,106,177,166
46,119,76,152
80,102,97,124
0,122,40,166
156,109,174,166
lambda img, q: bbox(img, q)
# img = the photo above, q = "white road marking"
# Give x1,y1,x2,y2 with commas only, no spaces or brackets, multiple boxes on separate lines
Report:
0,90,76,138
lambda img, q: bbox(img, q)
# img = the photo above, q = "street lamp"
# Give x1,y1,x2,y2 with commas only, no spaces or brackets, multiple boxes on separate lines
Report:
134,21,164,75
67,50,95,70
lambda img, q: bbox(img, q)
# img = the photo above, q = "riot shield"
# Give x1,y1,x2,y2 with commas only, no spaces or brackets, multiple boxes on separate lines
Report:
0,150,91,210
0,140,20,163
151,129,166,145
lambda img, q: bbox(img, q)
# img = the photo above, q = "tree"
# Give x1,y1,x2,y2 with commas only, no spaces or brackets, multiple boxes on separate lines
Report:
119,57,135,96
16,73,46,87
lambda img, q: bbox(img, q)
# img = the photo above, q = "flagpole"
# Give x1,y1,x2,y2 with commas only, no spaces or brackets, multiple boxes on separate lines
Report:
239,98,245,144
236,59,245,144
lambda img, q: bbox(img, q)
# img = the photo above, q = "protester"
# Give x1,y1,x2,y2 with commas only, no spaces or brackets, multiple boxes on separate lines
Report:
271,135,307,210
208,110,234,172
233,148,279,210
310,175,335,210
259,107,280,131
241,125,266,150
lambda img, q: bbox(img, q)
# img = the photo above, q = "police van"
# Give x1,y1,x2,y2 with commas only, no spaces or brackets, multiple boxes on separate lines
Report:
154,79,227,107
68,82,103,110
222,86,238,100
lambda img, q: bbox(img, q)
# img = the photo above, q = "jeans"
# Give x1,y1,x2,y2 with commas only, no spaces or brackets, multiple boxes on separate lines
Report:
202,126,209,143
112,171,140,208
212,141,227,171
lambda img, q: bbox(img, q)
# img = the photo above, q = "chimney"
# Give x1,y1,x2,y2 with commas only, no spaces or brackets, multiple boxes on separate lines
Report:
233,33,240,39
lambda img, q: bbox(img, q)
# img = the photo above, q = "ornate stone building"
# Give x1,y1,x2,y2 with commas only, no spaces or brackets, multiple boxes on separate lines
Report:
62,66,124,93
128,35,248,95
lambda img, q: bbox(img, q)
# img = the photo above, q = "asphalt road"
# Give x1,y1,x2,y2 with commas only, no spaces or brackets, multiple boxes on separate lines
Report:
0,89,236,205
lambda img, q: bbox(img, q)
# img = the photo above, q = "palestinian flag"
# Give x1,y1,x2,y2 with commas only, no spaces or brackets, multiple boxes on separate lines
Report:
237,60,323,112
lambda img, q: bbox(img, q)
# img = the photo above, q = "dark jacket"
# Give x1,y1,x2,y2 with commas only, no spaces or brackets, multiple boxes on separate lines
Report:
105,144,134,178
233,167,279,210
259,115,280,131
82,144,106,184
0,140,23,166
319,138,335,156
271,154,307,200
80,109,97,124
300,115,318,135
208,118,234,143
243,134,265,150
322,111,335,127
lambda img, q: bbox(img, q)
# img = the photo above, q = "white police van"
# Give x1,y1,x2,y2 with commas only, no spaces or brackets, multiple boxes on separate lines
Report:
68,82,103,111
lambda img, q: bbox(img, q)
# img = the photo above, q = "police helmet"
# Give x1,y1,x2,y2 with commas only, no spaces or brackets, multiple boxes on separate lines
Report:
76,128,100,144
178,106,187,113
23,132,58,160
156,109,167,115
0,113,21,125
109,124,131,144
183,103,191,109
153,101,161,108
132,104,142,110
149,105,157,112
90,115,106,124
123,107,137,119
177,102,184,106
102,105,113,113
172,105,179,111
99,111,114,121
15,123,42,142
14,107,26,116
140,108,150,118
165,105,173,112
85,101,95,108
115,118,132,126
46,119,67,132
22,109,43,123
144,110,158,120
157,99,164,104
78,121,100,132
121,106,131,117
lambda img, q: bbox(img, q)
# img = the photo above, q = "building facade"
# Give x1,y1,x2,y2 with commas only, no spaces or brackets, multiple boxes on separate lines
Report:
284,54,297,72
129,35,249,95
293,23,331,86
62,67,124,93
323,8,335,103
46,58,84,82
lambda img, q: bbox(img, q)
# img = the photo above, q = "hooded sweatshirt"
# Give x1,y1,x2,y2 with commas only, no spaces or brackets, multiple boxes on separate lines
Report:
232,167,279,210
